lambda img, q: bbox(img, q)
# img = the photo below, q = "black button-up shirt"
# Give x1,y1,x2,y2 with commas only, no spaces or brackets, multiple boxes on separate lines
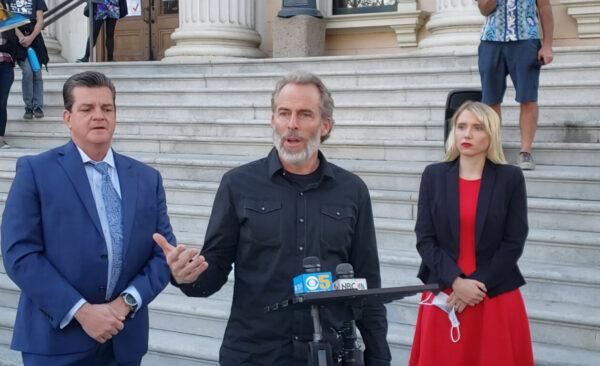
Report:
179,148,391,365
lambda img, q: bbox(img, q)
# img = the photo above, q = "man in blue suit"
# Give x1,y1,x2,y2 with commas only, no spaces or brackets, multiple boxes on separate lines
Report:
1,71,174,365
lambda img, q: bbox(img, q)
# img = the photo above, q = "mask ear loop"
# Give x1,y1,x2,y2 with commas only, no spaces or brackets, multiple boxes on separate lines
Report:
449,309,461,343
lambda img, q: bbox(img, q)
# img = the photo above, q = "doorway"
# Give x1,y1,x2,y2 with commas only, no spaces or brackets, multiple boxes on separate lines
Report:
100,0,178,61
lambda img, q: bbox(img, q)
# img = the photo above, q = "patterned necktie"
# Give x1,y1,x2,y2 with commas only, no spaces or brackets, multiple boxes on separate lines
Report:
91,162,123,299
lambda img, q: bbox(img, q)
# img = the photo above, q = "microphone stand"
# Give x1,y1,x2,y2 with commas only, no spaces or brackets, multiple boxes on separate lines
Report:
302,257,334,366
308,303,333,366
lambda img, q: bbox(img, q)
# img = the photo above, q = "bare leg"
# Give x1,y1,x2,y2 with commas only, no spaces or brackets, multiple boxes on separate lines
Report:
519,102,538,153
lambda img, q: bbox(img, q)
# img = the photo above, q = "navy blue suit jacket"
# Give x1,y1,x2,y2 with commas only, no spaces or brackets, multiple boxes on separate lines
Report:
415,159,528,297
1,141,174,361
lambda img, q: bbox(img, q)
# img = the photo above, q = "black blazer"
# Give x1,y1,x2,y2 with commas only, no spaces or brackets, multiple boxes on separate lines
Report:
415,159,528,298
0,29,18,65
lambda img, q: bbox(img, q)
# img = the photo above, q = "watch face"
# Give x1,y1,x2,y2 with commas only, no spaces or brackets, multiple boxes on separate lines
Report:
123,293,136,306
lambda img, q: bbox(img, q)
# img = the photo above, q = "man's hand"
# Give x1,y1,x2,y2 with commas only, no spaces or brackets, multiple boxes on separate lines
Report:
74,303,125,343
19,35,33,48
477,0,497,16
153,233,209,284
447,292,469,313
538,45,553,66
451,277,487,306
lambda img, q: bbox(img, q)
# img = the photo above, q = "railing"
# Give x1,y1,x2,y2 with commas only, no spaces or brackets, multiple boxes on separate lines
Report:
44,0,86,27
44,0,99,62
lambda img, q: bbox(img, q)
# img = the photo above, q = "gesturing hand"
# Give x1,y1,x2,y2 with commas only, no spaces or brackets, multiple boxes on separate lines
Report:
451,277,487,306
74,303,125,343
153,233,209,284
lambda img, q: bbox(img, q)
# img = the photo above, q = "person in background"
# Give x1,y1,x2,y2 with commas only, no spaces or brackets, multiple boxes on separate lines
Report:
5,0,48,120
0,20,17,148
78,0,128,62
477,0,554,170
410,101,534,365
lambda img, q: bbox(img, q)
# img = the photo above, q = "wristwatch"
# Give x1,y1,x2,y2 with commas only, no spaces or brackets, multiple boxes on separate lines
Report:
122,292,138,313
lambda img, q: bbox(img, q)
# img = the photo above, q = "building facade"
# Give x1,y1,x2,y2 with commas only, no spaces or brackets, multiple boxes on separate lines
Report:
44,0,600,62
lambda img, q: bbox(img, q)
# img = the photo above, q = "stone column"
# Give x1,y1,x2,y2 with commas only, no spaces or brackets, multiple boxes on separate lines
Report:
163,0,264,61
43,0,66,62
418,0,485,50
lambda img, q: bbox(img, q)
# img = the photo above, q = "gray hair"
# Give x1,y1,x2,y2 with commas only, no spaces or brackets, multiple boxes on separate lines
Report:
271,71,335,142
63,71,116,112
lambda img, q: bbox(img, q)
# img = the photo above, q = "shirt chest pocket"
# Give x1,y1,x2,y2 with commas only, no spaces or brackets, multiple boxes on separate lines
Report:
243,199,282,246
320,205,355,248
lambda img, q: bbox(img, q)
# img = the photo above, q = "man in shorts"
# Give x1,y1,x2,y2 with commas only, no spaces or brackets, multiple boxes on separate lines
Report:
477,0,554,170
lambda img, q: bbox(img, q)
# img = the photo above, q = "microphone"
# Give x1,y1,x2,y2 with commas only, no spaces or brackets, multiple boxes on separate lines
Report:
333,263,367,291
293,257,334,295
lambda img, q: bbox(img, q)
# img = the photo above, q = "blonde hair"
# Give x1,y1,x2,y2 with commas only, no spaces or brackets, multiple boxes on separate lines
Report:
443,101,507,164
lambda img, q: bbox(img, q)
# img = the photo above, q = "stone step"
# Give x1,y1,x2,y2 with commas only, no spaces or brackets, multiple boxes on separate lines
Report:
146,328,220,365
0,344,22,366
380,250,600,309
9,81,600,109
0,145,600,203
32,46,600,77
0,302,219,366
7,99,600,126
174,217,600,268
149,195,600,237
2,258,599,363
6,117,600,144
14,61,600,91
1,148,599,201
3,133,600,168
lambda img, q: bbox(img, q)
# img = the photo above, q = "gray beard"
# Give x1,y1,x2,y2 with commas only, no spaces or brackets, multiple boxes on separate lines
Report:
273,129,321,167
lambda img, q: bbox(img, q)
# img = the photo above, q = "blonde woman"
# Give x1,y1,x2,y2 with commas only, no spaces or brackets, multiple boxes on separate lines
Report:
409,101,534,365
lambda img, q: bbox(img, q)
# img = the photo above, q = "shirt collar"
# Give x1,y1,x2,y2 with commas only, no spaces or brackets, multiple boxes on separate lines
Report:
76,145,116,169
267,147,336,180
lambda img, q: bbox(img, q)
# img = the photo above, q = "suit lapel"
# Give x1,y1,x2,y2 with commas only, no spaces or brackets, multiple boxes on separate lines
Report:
57,141,104,238
475,160,496,247
446,161,460,253
114,151,138,259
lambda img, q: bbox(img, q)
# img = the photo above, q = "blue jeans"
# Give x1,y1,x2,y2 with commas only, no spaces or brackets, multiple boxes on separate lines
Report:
17,59,43,111
0,62,14,136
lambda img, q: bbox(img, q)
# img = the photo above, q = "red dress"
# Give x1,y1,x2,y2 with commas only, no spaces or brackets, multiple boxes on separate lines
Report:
409,178,534,366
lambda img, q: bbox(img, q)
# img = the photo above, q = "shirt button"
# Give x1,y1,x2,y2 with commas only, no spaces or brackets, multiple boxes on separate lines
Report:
294,336,299,340
261,207,265,211
336,212,340,216
299,218,304,223
299,246,304,251
299,192,304,196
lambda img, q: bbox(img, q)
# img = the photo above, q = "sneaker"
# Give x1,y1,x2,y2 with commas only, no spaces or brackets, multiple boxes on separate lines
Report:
76,57,89,63
33,107,44,118
23,109,33,120
517,151,535,170
0,139,10,149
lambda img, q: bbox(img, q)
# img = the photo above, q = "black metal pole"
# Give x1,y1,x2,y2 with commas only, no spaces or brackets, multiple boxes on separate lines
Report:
87,0,94,62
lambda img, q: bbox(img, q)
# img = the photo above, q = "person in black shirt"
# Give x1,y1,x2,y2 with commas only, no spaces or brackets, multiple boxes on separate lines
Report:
154,71,391,365
6,0,48,119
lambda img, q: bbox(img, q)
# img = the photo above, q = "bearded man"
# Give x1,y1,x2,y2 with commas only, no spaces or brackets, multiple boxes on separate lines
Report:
154,71,391,366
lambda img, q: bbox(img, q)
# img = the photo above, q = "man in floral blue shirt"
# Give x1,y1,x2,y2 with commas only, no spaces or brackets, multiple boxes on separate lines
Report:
477,0,554,170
